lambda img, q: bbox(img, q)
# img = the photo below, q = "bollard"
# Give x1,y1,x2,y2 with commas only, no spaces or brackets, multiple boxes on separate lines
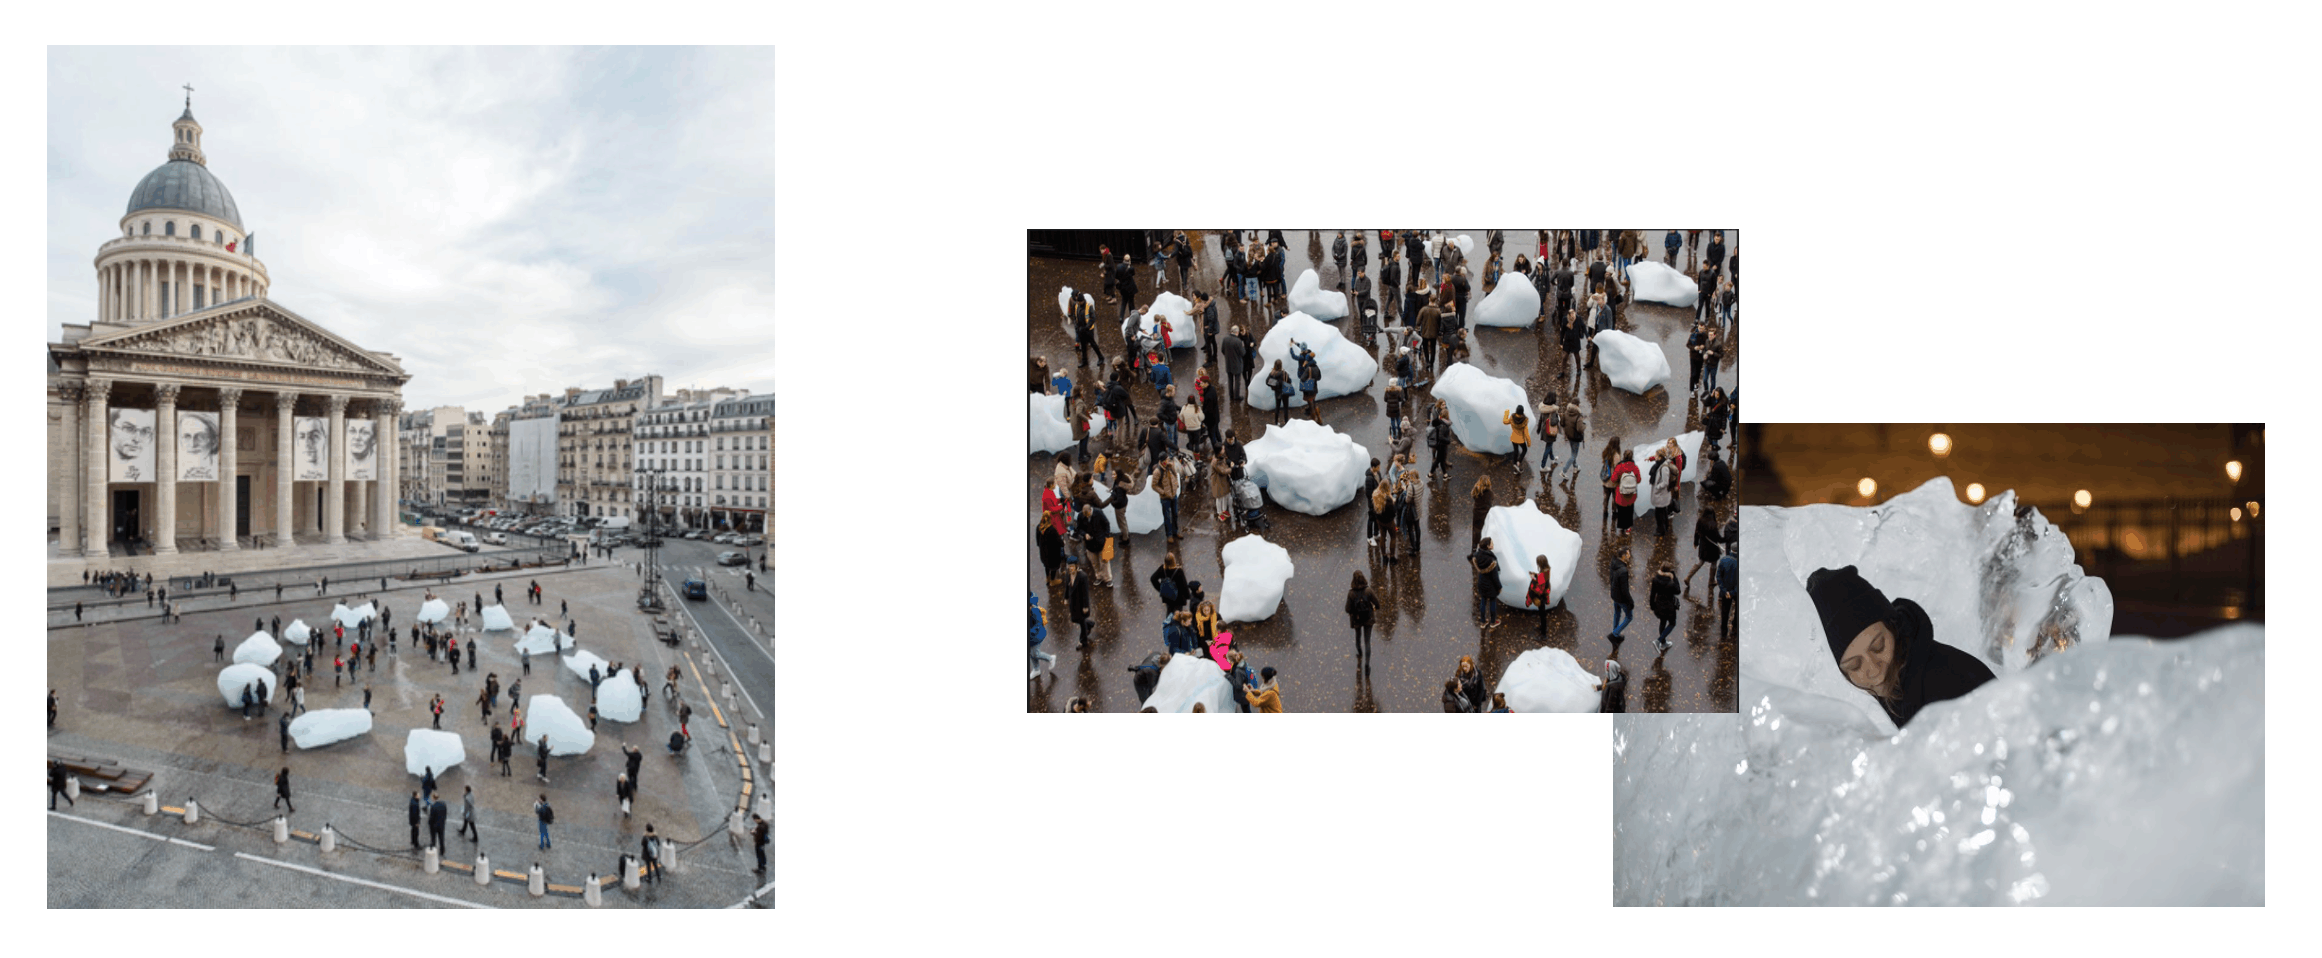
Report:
66,777,81,800
706,657,717,678
528,863,545,897
748,723,759,745
756,789,773,820
726,684,737,709
273,816,289,844
475,854,491,886
184,799,200,824
584,872,602,907
321,824,336,853
666,836,680,873
425,844,440,874
621,854,640,890
143,792,159,816
759,740,772,765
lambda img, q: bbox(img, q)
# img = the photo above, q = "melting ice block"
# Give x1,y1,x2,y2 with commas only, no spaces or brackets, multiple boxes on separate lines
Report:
216,664,277,708
1218,534,1294,622
331,603,376,628
1140,651,1235,713
1423,234,1475,261
1249,312,1379,411
1029,393,1107,456
1592,330,1672,395
282,619,311,645
480,604,514,631
291,708,373,749
1625,260,1698,308
234,631,283,667
596,670,643,723
1055,286,1094,337
1470,272,1542,328
417,598,450,624
404,729,465,777
1432,363,1530,455
562,649,611,684
1496,648,1601,713
1483,501,1583,609
1628,431,1705,518
1130,292,1198,351
522,695,595,756
1246,420,1370,516
515,622,573,657
1287,268,1349,320
1100,481,1165,537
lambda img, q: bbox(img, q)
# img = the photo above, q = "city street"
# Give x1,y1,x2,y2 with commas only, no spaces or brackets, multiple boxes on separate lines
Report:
1028,231,1739,712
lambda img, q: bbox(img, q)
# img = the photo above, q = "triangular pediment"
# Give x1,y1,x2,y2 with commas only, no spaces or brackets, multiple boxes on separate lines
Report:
79,298,407,378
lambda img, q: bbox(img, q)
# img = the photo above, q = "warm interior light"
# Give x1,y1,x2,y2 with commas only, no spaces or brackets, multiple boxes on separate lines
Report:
1858,477,1877,498
1965,483,1986,504
1929,433,1952,458
2246,501,2259,518
2073,490,2092,509
2226,460,2243,482
2230,507,2243,522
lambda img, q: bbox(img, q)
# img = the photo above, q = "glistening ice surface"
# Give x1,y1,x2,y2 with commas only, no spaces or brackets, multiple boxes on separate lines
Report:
1612,480,2261,905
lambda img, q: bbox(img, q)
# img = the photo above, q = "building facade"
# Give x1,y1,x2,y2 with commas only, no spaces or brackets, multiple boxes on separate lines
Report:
633,386,742,531
709,393,774,533
554,376,661,520
47,100,410,555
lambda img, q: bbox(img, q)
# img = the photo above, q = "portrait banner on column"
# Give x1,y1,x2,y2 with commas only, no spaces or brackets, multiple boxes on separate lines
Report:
108,407,155,483
294,416,330,481
177,411,221,481
345,419,377,481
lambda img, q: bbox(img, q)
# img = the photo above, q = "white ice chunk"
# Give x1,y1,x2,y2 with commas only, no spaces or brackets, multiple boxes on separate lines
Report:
596,669,644,723
404,728,466,777
1483,501,1584,609
1470,272,1542,328
562,648,611,683
480,604,514,631
1245,420,1370,516
515,622,574,656
1055,285,1094,336
1286,268,1349,320
416,598,451,623
1130,292,1198,351
1629,431,1706,518
1097,480,1165,537
1249,312,1380,411
1423,234,1475,261
216,663,276,708
290,708,373,749
522,695,595,756
1218,534,1295,622
1496,648,1602,713
1029,392,1107,456
1431,362,1530,455
1592,329,1672,395
233,631,283,667
1139,651,1235,713
329,603,376,629
1625,260,1698,308
282,619,311,645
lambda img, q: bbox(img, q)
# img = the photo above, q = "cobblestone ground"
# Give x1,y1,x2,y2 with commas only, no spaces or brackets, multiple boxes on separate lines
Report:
1028,231,1739,712
48,558,772,908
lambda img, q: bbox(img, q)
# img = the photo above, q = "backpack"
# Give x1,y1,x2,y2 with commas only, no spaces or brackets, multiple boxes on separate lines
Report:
1618,469,1639,497
539,803,554,824
1428,419,1449,447
1526,572,1552,608
1540,414,1556,440
1157,576,1179,603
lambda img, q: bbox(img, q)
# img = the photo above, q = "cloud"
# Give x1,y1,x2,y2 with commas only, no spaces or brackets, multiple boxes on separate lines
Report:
48,46,775,414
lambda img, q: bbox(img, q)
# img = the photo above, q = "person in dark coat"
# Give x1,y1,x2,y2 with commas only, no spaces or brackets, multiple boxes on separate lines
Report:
1063,557,1094,648
1608,548,1635,642
50,760,75,809
1685,507,1726,594
1344,572,1380,669
1036,518,1065,586
273,767,295,814
1149,553,1190,617
1455,655,1489,712
1807,565,1997,729
1599,658,1628,713
1648,562,1682,651
427,795,449,850
1470,475,1494,544
1441,678,1473,713
408,791,424,849
279,710,293,753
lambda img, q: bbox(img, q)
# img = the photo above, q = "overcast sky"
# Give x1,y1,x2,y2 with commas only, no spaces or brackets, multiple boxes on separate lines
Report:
47,46,775,413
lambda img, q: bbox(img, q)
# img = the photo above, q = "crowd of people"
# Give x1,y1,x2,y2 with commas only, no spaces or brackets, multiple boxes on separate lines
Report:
1032,230,1741,712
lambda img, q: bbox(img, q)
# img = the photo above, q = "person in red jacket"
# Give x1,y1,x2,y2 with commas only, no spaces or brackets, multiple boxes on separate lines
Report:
1609,451,1643,537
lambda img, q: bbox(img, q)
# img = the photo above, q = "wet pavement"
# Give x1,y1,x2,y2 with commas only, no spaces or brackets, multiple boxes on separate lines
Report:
1027,231,1739,712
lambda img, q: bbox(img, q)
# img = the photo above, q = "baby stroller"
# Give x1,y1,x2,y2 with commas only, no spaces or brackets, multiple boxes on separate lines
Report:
1234,476,1270,532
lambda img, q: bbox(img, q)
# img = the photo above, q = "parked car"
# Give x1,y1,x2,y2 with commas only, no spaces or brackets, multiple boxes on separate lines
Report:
681,578,708,601
717,551,748,567
483,533,507,545
739,535,763,547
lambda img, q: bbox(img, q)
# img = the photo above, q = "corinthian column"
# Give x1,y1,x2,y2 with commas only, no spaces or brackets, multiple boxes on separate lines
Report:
153,384,180,555
84,379,111,557
375,400,400,539
217,388,240,551
56,384,83,558
276,393,296,547
324,395,347,544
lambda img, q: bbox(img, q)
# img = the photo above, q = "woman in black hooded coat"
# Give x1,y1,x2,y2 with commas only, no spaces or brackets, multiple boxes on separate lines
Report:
1806,565,1997,729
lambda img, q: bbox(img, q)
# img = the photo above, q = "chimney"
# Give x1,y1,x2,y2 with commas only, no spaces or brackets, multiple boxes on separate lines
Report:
616,379,628,390
565,387,581,400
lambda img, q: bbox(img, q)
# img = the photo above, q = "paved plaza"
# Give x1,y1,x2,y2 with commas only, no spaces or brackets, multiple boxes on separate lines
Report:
48,550,774,908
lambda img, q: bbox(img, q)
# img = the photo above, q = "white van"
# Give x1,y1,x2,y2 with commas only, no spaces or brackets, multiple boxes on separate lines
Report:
445,530,481,552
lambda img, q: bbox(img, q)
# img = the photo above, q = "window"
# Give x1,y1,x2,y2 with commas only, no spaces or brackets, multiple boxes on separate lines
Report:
142,221,151,235
191,224,202,241
165,221,176,236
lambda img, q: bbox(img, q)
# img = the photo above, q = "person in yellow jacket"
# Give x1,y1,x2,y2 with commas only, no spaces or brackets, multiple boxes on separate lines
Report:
1244,666,1284,712
1501,405,1530,469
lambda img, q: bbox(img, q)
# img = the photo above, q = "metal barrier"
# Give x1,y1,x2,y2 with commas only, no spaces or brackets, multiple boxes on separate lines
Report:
50,533,572,611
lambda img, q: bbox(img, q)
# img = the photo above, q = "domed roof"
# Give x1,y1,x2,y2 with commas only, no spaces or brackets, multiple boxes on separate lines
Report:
126,159,243,231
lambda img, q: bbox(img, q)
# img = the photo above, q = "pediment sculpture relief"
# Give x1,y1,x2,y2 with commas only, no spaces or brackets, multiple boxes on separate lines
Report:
119,315,371,371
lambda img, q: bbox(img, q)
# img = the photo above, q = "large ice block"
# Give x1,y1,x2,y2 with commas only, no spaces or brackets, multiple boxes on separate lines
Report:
515,622,573,656
1140,651,1235,713
1432,362,1530,455
1055,286,1094,337
1496,648,1601,713
1592,329,1672,395
1100,481,1165,537
1030,392,1106,456
290,708,373,749
1482,501,1583,609
1217,534,1295,622
480,604,514,631
216,664,276,708
404,728,465,777
596,669,643,723
282,619,311,645
331,603,376,628
1628,431,1705,518
522,695,595,756
1423,234,1475,261
233,630,283,667
417,598,451,624
1246,420,1370,516
562,649,611,684
1286,268,1349,320
1625,260,1698,308
1470,272,1542,328
1248,312,1379,412
1130,292,1198,351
